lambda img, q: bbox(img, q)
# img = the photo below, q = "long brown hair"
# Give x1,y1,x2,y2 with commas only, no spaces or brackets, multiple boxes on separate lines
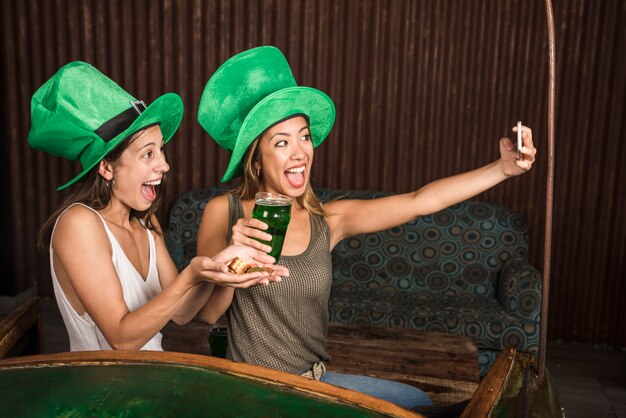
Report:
36,129,167,248
231,135,324,217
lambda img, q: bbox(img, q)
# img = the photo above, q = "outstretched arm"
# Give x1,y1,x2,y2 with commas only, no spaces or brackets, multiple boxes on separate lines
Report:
326,125,536,248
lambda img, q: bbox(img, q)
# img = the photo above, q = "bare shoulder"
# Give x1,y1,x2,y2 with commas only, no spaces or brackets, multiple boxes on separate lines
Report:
200,194,231,233
323,198,356,220
55,204,103,233
201,194,230,225
198,194,231,255
52,204,109,252
203,193,229,215
322,198,356,234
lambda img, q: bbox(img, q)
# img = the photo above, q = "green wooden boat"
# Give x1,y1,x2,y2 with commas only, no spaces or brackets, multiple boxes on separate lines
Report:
0,350,417,418
0,345,564,418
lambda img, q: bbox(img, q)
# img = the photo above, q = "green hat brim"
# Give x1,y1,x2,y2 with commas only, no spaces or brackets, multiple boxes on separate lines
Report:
221,86,335,182
56,93,183,190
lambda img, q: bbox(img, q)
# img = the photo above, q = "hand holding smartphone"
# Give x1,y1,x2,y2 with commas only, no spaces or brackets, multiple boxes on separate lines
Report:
516,121,523,161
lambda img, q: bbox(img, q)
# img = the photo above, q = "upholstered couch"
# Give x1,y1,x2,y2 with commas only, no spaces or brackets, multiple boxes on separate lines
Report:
165,187,542,376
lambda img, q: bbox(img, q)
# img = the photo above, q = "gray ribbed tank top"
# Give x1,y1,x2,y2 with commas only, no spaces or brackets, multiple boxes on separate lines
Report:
225,194,332,375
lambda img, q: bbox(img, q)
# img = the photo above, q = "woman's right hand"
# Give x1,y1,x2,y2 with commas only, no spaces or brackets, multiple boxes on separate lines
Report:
230,217,273,253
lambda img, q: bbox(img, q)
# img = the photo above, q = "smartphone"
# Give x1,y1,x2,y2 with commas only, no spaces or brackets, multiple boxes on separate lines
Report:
516,121,523,160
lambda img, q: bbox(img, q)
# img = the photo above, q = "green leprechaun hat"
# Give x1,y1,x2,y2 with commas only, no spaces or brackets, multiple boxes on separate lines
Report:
29,61,184,190
197,46,336,182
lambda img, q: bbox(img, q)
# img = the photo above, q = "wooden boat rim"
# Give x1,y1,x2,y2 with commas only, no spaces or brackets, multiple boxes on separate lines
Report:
0,350,421,418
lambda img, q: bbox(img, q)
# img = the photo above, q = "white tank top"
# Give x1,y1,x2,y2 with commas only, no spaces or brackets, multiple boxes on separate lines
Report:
50,203,163,351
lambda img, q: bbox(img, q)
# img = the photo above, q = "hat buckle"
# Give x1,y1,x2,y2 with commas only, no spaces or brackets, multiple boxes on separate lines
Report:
130,100,147,115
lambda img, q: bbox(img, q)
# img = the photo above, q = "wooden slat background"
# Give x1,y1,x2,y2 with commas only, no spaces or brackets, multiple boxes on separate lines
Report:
0,0,624,346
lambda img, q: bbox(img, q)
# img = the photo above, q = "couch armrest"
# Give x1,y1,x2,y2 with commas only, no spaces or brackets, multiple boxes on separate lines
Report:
497,257,542,321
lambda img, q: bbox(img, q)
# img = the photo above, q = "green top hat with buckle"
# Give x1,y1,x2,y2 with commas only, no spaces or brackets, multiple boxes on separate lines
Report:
197,46,336,182
29,61,184,190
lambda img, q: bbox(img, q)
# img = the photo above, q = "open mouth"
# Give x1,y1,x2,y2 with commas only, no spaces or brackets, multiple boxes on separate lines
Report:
284,165,305,188
141,179,161,202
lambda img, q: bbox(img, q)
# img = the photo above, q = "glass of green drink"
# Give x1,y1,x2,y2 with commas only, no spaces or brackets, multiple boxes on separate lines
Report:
208,317,228,358
252,192,292,262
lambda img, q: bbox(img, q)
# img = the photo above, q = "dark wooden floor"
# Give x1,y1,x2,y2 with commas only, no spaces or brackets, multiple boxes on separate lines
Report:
40,298,625,418
546,342,626,418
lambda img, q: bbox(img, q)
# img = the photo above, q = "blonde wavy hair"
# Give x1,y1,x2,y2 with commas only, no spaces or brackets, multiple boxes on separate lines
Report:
231,136,324,217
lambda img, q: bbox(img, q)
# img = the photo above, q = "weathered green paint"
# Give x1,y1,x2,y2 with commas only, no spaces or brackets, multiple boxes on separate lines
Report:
491,352,563,418
0,364,388,417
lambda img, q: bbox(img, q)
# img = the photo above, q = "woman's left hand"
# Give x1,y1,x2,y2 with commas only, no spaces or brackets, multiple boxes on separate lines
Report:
213,244,289,285
499,124,537,177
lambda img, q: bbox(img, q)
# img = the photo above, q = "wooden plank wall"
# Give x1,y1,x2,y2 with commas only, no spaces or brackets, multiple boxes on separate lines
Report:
0,0,624,346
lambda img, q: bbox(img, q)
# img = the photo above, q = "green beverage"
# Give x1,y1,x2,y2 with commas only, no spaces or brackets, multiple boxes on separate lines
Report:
252,192,292,262
208,326,228,358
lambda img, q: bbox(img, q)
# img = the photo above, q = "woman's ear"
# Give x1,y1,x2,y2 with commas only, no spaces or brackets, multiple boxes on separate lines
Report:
254,158,262,178
98,160,114,181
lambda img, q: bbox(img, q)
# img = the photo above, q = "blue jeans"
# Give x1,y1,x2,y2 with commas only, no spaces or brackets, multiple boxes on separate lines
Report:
320,371,433,410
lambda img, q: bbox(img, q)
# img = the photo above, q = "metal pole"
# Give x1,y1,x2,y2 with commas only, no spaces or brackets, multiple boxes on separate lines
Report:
539,0,556,382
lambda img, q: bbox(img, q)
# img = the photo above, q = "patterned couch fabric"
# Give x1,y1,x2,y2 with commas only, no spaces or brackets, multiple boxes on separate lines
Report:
165,186,232,272
165,187,542,377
